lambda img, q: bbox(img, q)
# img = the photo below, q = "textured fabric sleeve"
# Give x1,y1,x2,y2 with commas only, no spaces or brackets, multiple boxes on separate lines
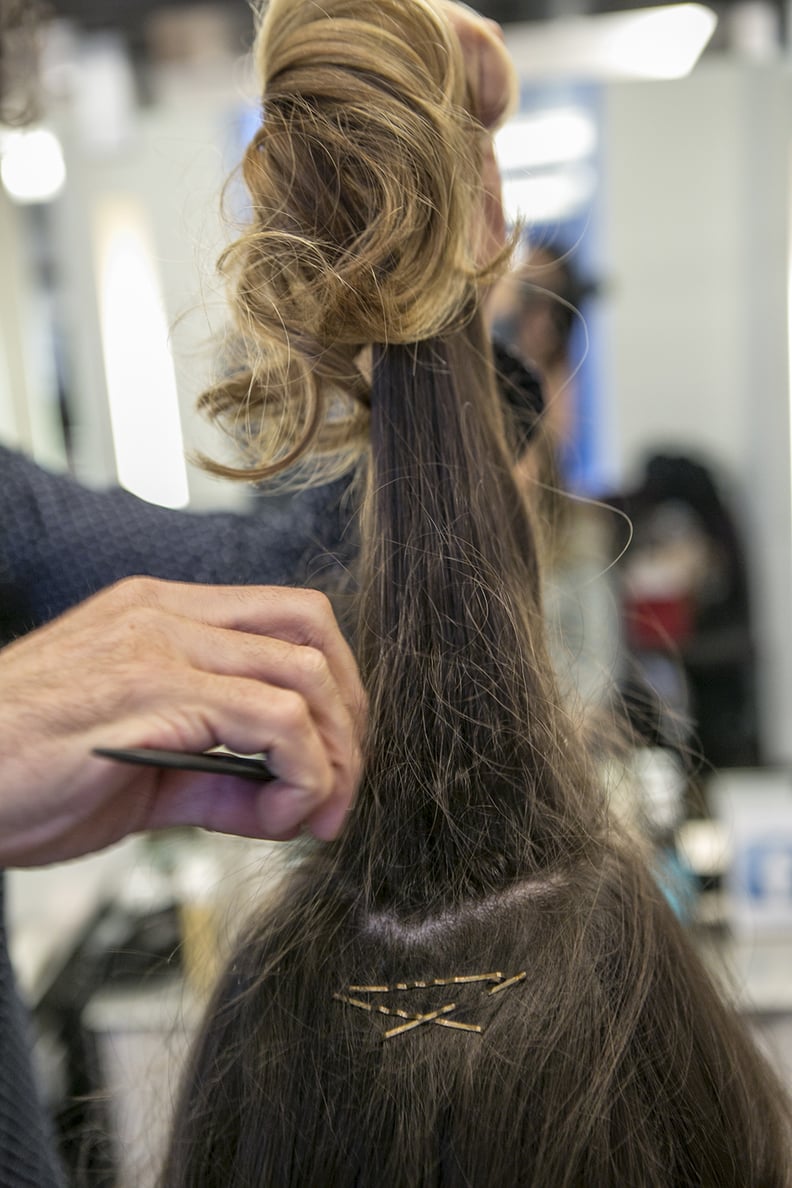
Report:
0,874,64,1188
0,444,349,632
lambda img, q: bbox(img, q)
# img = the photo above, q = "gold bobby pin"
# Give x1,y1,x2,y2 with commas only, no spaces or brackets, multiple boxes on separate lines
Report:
334,994,415,1021
336,971,523,1038
348,973,503,993
450,973,503,985
487,970,527,996
384,1003,457,1040
435,1019,483,1033
335,994,483,1034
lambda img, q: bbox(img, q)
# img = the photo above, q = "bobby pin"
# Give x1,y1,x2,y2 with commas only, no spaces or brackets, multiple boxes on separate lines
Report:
347,973,503,993
435,1019,483,1033
334,993,420,1022
335,994,482,1035
384,1003,457,1040
487,971,527,996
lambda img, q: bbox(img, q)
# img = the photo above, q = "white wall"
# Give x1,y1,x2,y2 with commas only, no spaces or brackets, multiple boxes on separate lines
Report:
0,189,29,447
49,65,251,508
0,190,66,466
602,60,792,761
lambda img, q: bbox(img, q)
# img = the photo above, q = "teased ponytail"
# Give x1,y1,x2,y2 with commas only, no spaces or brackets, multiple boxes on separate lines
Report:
343,325,604,908
197,0,506,485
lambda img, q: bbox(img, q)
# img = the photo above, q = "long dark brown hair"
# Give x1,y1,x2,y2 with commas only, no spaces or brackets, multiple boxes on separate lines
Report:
162,2,792,1183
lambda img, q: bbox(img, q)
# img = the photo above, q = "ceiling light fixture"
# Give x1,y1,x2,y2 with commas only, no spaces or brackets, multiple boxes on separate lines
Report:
94,197,190,509
495,107,597,173
501,164,598,224
505,3,718,82
0,128,66,205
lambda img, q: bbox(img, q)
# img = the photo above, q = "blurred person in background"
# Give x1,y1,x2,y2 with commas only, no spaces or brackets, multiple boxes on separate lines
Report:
491,244,628,726
492,245,695,763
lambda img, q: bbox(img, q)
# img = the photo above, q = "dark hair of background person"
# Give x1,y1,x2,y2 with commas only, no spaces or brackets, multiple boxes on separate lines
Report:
490,243,596,556
162,1,792,1184
614,451,760,769
496,242,597,371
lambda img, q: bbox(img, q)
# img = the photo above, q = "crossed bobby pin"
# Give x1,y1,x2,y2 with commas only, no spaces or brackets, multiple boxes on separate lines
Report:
333,971,527,1040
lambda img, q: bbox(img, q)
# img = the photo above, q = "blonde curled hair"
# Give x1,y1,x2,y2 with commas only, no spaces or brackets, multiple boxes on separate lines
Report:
200,0,509,483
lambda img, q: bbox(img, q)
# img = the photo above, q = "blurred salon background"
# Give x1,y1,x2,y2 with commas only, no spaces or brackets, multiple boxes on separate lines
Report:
3,0,792,1181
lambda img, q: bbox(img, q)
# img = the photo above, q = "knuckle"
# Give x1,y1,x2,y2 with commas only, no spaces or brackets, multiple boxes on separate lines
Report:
295,644,330,684
272,689,310,735
109,575,162,609
116,602,163,637
299,587,333,627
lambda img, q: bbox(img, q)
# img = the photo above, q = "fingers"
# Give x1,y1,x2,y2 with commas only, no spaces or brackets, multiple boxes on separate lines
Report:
77,578,365,797
61,579,364,832
88,675,334,841
474,135,507,264
141,765,346,843
177,627,361,806
437,3,513,268
119,579,366,824
441,1,518,130
103,580,365,820
103,579,366,726
0,579,364,864
103,662,355,837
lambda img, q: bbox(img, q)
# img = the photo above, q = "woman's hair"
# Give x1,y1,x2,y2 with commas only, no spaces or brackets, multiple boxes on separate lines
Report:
163,2,792,1184
197,0,507,486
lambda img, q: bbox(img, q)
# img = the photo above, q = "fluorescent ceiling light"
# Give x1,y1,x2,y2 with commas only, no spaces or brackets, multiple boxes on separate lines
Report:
0,128,66,204
94,197,189,509
495,107,597,173
502,164,597,224
505,4,718,82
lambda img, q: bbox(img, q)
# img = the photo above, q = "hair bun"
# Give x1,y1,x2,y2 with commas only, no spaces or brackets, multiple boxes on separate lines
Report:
201,0,504,482
253,0,488,345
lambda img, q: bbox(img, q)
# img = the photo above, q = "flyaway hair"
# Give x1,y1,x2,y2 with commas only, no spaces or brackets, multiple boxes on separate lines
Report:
163,1,792,1184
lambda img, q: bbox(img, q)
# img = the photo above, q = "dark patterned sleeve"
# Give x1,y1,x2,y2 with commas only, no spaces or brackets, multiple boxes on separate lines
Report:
0,450,352,1179
0,443,350,635
0,875,65,1188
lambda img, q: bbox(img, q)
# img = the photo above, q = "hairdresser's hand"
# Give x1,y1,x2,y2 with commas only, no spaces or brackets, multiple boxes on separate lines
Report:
0,579,365,867
444,2,514,265
442,2,516,131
